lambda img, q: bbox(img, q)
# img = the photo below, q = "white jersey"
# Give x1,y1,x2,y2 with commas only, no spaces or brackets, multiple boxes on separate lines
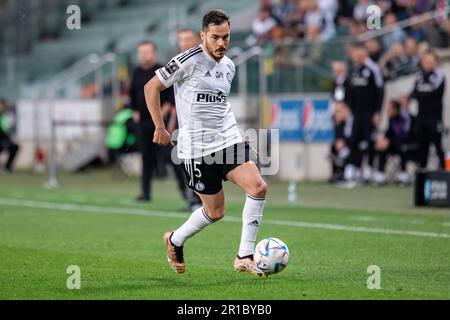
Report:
156,45,242,159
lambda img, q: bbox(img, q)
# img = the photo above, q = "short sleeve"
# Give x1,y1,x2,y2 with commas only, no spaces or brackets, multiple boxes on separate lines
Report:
155,56,186,88
229,60,236,77
156,47,200,88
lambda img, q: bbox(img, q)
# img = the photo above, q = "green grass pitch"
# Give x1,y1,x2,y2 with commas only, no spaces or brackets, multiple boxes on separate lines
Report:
0,170,449,299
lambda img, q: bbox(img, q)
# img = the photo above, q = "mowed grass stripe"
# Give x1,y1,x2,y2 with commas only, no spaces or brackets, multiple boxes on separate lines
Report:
1,198,450,239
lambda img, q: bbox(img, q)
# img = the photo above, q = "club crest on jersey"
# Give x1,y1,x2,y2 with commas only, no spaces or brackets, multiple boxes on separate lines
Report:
216,71,224,79
226,72,232,84
196,91,227,104
195,181,205,192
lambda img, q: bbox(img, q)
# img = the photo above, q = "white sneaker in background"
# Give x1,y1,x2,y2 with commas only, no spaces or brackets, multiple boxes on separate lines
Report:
396,171,410,185
344,164,355,181
373,171,387,186
363,166,372,183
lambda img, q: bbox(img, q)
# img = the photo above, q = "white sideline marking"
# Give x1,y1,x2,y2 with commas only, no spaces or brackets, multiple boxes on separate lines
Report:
0,198,450,239
350,216,426,225
351,216,378,222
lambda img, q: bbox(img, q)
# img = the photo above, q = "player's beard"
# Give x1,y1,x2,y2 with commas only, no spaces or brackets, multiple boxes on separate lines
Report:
205,42,226,60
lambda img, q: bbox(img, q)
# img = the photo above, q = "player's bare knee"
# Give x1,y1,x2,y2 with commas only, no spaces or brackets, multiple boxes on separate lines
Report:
205,206,225,221
249,180,268,198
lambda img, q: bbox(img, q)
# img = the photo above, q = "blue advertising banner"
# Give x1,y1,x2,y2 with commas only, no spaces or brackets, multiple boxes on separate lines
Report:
272,99,334,142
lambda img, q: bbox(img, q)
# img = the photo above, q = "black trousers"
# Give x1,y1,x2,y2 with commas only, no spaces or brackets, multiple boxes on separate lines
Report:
330,144,348,179
137,123,157,199
377,143,406,172
417,121,445,169
0,138,19,171
348,114,374,168
377,143,418,173
137,123,202,206
162,144,187,196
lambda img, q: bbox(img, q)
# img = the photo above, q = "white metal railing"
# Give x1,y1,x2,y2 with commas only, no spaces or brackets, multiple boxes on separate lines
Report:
28,53,119,188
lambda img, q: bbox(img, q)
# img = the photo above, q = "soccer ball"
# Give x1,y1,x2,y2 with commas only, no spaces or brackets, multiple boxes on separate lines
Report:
254,237,289,275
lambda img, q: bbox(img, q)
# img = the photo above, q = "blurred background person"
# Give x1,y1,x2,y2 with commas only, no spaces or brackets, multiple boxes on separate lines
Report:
283,0,309,39
304,0,336,40
381,13,407,50
176,28,200,55
129,41,174,202
409,50,446,170
365,38,383,63
0,99,19,174
373,99,417,186
404,36,420,74
379,42,409,80
352,0,371,23
329,101,353,183
331,60,351,105
344,44,384,185
247,5,278,46
168,28,203,211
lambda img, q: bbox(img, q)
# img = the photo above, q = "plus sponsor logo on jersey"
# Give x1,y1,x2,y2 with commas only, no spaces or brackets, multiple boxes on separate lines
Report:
195,91,227,104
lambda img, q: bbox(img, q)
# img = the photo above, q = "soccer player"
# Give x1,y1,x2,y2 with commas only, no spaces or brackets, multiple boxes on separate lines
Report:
144,10,267,275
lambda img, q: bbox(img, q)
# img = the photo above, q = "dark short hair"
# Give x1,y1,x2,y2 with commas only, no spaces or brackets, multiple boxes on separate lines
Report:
202,10,230,30
390,99,401,112
138,40,157,51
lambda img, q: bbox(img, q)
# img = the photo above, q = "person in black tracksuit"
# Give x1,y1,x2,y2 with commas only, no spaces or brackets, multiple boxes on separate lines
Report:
345,45,384,182
330,61,352,182
374,99,418,185
409,51,446,169
130,41,179,202
329,101,353,182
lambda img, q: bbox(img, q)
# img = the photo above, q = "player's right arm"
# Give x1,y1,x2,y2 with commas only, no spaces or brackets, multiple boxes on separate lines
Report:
144,76,172,145
145,50,196,145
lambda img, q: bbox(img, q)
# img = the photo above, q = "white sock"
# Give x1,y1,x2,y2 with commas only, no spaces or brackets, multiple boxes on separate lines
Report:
171,206,215,247
238,195,265,258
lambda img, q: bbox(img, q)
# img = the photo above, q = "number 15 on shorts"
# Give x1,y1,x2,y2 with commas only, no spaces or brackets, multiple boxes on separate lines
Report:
184,160,202,187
